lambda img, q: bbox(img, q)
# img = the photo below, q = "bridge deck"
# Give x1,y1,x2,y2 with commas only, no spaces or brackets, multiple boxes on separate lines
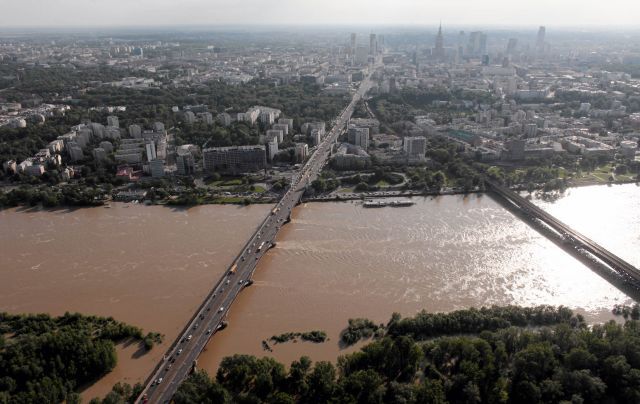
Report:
487,181,640,285
135,70,376,404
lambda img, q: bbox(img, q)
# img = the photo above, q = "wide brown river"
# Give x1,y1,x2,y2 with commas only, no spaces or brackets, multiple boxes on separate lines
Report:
0,184,637,399
0,203,271,400
198,184,639,374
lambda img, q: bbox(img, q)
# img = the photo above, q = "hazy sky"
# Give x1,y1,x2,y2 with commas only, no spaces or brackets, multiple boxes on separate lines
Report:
0,0,638,28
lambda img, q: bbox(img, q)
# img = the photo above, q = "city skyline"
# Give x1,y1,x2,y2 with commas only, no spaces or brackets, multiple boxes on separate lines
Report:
1,0,640,28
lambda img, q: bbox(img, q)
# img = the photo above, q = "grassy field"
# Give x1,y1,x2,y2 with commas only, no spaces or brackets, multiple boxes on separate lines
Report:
571,163,637,184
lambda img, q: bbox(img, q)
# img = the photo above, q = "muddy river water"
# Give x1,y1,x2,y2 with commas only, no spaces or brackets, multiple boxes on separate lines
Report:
0,184,637,399
197,185,639,374
0,203,270,400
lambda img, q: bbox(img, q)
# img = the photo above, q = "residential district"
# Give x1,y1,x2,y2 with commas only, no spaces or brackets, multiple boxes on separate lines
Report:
1,26,639,207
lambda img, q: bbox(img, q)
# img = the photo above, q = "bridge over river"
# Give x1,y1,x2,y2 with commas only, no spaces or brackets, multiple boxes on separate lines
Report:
488,180,640,288
136,68,377,404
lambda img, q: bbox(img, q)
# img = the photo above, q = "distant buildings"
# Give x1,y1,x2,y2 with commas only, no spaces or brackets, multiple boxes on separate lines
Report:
149,159,165,178
350,118,379,135
372,133,402,149
183,111,196,124
272,123,289,135
504,139,525,160
25,164,45,176
331,143,370,170
198,112,213,124
260,111,275,125
278,118,294,132
433,24,445,60
217,113,232,127
67,143,84,162
145,142,157,162
348,126,370,150
311,130,322,146
116,139,145,164
153,122,165,133
302,122,326,137
266,138,279,162
350,33,357,58
403,136,427,158
128,124,142,138
466,31,487,57
176,147,196,175
107,115,119,128
266,129,284,143
561,136,615,158
536,26,547,56
506,38,518,55
355,46,369,65
294,143,309,163
369,34,377,56
203,145,266,174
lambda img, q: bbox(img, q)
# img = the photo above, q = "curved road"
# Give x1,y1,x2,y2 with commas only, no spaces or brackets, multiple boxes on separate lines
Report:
137,65,377,404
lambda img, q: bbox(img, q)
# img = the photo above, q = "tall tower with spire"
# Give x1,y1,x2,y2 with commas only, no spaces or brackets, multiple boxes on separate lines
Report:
433,22,445,60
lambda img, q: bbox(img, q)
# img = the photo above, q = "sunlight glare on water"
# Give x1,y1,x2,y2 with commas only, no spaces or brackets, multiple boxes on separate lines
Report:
199,187,638,371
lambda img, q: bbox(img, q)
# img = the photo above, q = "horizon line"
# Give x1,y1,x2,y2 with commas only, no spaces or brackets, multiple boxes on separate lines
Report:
1,22,640,32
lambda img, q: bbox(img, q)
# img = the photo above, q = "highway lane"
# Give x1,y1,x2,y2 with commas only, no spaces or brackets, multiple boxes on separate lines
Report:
137,66,376,404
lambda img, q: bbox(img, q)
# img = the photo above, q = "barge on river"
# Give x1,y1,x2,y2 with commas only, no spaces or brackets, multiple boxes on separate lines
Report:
363,199,415,208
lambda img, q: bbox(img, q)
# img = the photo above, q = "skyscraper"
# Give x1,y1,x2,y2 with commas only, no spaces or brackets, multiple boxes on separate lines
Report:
536,26,546,56
479,33,488,56
467,31,487,57
350,33,357,56
537,26,546,48
457,31,466,60
467,31,480,56
433,23,445,60
506,38,518,55
369,33,377,56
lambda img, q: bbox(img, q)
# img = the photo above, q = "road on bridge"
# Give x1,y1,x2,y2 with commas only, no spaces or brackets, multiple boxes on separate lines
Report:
488,180,640,285
137,65,377,404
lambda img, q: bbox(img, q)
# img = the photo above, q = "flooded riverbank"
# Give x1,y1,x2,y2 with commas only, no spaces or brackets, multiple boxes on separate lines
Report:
0,203,271,400
198,187,638,372
1,184,637,398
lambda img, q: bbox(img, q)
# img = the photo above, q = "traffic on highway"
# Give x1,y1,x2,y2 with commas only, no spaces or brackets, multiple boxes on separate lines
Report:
137,65,376,404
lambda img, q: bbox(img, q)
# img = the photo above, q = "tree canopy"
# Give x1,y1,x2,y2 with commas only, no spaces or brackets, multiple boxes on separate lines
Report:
0,312,157,403
173,305,640,404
